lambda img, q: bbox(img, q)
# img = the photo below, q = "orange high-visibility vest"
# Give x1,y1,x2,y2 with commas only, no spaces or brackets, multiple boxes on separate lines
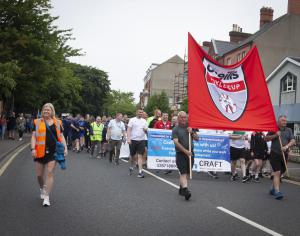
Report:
34,118,62,158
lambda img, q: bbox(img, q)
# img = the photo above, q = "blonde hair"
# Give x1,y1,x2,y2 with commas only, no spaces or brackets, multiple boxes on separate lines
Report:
42,103,56,118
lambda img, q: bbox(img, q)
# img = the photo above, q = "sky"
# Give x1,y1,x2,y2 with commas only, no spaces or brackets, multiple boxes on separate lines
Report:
50,0,288,102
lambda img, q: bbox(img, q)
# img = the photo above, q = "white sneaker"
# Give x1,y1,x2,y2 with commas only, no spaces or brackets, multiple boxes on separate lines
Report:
19,138,22,141
40,188,46,200
43,195,50,207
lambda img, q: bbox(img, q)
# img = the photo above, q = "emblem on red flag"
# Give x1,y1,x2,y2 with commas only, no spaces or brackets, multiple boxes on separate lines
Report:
203,58,248,121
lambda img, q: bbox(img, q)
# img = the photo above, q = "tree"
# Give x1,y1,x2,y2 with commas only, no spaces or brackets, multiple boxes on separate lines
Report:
71,63,110,116
104,90,136,117
0,0,81,113
144,91,170,115
181,97,188,113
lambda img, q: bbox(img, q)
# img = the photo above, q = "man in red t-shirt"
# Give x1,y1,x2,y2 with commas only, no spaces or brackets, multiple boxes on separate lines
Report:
154,113,172,175
154,113,171,130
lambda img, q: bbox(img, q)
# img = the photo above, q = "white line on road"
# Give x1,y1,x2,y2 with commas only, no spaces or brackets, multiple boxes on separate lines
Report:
121,159,179,189
0,143,30,177
217,207,283,236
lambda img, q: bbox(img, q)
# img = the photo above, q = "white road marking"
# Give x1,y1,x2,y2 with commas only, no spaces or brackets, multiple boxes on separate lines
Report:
121,159,179,189
121,158,287,235
0,143,30,177
217,207,283,236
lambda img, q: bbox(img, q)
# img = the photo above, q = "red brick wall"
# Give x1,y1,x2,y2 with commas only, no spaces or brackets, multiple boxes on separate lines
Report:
288,0,300,15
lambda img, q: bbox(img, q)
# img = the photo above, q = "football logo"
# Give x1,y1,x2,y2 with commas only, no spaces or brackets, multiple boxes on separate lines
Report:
203,58,248,121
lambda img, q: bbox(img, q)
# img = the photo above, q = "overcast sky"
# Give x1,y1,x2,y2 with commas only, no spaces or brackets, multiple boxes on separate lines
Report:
51,0,288,101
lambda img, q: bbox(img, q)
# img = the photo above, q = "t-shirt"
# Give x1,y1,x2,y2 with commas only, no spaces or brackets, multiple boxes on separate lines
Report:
128,117,147,141
230,131,246,149
108,119,126,140
154,120,171,130
172,125,194,153
267,127,294,155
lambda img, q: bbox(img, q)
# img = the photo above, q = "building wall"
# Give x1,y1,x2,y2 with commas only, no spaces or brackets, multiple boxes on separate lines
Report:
150,57,184,100
223,44,252,65
267,61,300,123
255,14,300,77
267,62,300,105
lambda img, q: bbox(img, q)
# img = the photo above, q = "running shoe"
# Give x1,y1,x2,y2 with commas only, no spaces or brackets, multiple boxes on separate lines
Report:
254,177,260,183
207,171,218,179
43,196,50,207
137,172,145,178
182,188,191,201
274,191,284,200
242,176,249,183
40,188,46,200
269,187,275,195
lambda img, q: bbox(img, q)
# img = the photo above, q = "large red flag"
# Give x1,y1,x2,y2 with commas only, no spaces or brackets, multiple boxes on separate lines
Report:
188,33,278,132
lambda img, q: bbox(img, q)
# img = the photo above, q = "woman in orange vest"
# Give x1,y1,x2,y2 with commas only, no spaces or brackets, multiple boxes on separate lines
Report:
31,103,67,207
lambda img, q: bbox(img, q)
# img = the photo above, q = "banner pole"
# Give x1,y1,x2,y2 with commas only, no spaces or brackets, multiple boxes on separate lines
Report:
278,135,289,177
189,132,192,179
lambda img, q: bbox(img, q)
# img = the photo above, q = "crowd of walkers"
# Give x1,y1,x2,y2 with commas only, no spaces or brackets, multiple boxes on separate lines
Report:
0,112,34,141
28,103,295,207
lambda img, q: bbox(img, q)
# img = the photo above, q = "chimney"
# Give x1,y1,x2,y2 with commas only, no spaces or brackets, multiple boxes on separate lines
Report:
202,41,212,48
288,0,300,15
260,7,273,29
229,24,252,43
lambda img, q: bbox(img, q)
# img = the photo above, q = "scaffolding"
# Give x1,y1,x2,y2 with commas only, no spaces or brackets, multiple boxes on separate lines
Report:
173,53,188,108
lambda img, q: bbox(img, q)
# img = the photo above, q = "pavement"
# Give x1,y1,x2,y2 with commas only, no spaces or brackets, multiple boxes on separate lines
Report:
0,148,300,235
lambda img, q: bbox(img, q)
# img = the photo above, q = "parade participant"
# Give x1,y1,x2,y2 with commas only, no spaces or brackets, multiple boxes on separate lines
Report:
250,131,268,182
7,112,16,140
90,116,104,158
31,103,67,207
229,131,249,182
127,109,147,178
16,113,26,141
147,109,162,128
0,114,7,140
84,114,92,152
101,116,108,157
106,113,126,165
155,112,172,174
265,115,295,200
71,114,81,153
142,111,148,168
154,112,171,130
172,111,198,200
78,115,86,151
62,114,72,150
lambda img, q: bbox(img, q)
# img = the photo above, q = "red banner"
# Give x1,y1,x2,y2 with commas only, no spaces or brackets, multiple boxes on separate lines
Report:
188,33,278,132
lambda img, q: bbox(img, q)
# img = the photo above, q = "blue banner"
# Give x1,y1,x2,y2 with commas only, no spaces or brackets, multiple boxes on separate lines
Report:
147,129,231,172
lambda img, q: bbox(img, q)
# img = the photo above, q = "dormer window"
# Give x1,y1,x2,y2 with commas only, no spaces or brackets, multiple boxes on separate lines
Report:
281,72,296,92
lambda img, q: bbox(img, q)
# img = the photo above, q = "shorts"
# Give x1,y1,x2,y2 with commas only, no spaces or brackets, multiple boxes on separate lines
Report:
176,152,194,175
269,151,288,174
230,147,245,161
129,140,145,156
245,149,253,161
144,140,148,149
253,151,265,160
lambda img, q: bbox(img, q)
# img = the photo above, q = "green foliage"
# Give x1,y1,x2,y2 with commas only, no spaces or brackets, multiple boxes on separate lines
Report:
71,63,110,116
144,91,170,115
181,97,188,113
104,90,136,117
0,61,20,99
0,0,81,113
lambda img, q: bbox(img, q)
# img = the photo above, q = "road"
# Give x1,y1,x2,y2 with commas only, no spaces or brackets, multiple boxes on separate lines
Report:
0,146,300,236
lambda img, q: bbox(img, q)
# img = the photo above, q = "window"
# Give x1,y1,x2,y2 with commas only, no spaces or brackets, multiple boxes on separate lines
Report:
227,57,231,65
281,73,297,92
242,51,246,58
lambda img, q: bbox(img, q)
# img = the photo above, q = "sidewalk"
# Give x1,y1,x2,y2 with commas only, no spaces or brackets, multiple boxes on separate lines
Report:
0,133,31,162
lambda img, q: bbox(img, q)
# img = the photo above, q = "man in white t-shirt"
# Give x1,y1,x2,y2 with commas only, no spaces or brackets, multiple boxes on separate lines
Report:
107,113,126,165
127,109,147,178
